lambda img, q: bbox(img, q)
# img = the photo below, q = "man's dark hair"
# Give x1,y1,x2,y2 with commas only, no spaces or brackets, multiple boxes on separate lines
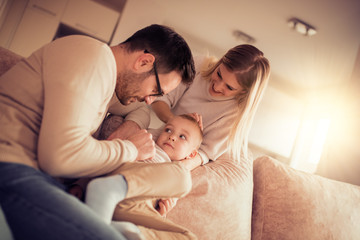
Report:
121,24,195,84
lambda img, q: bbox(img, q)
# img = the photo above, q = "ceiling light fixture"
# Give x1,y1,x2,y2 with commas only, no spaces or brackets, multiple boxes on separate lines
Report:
288,18,317,37
232,30,255,44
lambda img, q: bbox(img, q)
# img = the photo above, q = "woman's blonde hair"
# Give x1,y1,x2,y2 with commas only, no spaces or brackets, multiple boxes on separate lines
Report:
201,44,270,162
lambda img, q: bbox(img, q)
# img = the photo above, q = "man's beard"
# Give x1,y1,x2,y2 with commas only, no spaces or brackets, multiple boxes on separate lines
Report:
115,69,150,105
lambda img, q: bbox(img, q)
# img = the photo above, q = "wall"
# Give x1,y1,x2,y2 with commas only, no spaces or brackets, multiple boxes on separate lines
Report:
316,45,360,185
111,0,164,45
0,0,27,49
0,0,122,57
111,0,224,57
249,85,304,163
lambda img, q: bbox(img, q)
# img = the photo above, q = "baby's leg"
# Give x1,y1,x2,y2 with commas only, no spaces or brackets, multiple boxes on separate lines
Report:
85,174,127,224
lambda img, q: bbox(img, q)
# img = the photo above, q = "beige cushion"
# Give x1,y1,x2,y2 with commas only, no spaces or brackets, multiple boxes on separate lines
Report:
167,157,253,240
252,156,360,240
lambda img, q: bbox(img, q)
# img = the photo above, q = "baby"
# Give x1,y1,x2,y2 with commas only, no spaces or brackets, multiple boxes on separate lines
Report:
85,114,203,240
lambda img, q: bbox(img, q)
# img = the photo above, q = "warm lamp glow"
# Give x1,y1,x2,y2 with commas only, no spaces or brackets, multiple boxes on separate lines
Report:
290,94,334,173
295,23,307,35
308,118,331,164
288,17,317,37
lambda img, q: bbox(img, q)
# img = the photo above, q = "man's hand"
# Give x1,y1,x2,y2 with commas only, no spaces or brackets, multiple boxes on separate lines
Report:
157,198,178,217
127,129,156,161
107,120,141,140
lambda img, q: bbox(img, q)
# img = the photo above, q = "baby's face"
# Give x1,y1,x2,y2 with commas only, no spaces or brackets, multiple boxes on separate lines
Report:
156,117,201,161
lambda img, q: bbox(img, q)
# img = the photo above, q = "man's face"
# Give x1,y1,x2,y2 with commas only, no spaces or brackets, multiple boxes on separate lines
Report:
156,116,201,161
115,69,181,105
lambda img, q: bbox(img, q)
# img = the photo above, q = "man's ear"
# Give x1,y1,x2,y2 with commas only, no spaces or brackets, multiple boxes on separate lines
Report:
134,52,155,71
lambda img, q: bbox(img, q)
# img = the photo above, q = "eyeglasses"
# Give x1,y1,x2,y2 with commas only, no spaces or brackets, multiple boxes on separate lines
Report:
144,50,164,97
149,61,164,97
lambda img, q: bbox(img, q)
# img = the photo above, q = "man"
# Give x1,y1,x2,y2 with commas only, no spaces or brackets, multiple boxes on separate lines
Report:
0,24,195,240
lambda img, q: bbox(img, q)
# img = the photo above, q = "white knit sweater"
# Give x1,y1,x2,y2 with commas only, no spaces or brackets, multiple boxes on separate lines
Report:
0,35,149,178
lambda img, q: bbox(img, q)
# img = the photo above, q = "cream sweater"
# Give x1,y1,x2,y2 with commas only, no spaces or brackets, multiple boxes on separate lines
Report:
0,35,150,178
154,57,238,164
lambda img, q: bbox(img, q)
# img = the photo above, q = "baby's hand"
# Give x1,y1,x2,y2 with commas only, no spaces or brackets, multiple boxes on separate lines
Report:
157,198,178,217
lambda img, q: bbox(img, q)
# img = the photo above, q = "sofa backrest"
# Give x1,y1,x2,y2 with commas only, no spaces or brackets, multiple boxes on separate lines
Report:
252,156,360,240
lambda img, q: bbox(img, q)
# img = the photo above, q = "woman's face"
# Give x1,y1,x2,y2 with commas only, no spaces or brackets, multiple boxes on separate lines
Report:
208,63,244,98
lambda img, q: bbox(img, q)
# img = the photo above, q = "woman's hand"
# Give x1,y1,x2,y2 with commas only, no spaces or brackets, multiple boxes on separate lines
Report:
186,112,203,130
157,198,178,217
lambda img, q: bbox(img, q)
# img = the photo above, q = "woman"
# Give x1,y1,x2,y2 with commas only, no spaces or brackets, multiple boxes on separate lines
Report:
151,44,270,170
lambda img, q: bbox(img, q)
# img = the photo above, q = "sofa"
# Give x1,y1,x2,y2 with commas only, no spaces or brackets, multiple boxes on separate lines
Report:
1,46,360,240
